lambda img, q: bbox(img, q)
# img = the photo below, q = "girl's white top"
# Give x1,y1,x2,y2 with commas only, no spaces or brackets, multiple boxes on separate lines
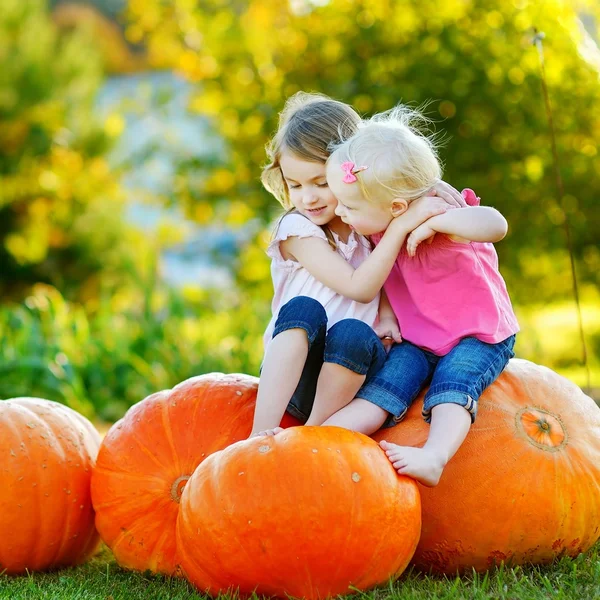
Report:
263,213,379,352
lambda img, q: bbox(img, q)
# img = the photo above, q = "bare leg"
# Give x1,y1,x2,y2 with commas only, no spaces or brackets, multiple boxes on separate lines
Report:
380,403,471,487
321,398,389,435
304,364,366,426
250,329,308,437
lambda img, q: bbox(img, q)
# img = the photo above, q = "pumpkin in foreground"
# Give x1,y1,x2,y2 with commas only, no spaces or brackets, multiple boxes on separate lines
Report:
0,397,101,575
177,426,421,600
91,373,300,575
373,358,600,573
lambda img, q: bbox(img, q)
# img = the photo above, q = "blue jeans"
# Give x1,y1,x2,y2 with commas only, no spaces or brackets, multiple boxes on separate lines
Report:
270,296,388,422
357,335,516,426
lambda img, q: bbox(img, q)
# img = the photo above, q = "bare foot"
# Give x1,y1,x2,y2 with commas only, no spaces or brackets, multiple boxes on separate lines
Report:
379,440,447,487
250,427,284,438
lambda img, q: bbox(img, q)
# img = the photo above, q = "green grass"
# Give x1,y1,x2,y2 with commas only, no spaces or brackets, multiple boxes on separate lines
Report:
2,544,599,600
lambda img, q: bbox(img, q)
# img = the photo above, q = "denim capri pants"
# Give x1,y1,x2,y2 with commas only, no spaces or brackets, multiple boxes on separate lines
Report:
270,296,388,422
357,335,516,426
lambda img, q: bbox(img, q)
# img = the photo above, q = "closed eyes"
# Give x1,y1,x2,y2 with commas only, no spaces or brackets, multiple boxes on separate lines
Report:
288,182,329,189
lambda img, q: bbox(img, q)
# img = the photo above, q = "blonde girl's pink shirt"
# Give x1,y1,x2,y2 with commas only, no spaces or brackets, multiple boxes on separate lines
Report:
263,213,379,352
371,189,519,356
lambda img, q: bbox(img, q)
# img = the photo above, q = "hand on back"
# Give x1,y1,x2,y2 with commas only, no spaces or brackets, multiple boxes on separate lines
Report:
429,181,467,208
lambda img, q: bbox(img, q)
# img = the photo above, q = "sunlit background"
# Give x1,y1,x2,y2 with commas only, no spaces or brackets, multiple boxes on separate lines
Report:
1,0,599,422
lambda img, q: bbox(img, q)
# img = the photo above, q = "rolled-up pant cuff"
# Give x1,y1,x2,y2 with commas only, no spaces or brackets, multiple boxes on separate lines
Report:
422,391,478,424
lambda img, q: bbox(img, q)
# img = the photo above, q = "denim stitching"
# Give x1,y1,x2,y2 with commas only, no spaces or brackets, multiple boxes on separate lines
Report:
358,381,412,415
423,391,476,411
426,336,515,399
324,355,368,375
392,406,409,423
286,403,309,422
364,376,413,396
466,343,513,396
427,381,475,396
422,392,478,422
324,322,385,375
272,319,325,346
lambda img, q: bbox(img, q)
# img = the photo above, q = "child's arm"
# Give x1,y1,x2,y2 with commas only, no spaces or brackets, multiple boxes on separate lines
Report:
375,290,403,351
406,206,508,257
284,195,449,303
283,220,410,304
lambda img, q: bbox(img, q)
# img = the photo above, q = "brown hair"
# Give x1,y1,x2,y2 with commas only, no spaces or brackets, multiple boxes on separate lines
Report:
262,92,361,249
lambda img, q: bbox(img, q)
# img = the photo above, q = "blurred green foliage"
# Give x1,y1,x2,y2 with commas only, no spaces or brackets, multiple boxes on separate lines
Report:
124,0,600,305
1,282,597,418
0,0,139,301
0,282,269,421
1,0,599,418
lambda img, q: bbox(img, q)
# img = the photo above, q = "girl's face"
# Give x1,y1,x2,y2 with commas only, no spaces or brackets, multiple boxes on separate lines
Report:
327,163,393,236
280,152,340,227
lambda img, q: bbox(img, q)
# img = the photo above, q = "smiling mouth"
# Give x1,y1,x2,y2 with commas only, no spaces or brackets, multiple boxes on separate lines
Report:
306,207,326,214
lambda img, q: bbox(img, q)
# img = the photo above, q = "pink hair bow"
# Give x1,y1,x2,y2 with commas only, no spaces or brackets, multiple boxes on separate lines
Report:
341,161,369,184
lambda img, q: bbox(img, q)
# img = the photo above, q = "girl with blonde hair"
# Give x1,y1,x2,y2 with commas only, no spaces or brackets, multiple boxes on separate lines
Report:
325,105,519,486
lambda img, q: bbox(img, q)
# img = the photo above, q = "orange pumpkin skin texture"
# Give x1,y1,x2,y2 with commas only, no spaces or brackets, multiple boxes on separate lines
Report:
177,426,421,600
372,359,600,574
91,373,300,575
0,398,101,575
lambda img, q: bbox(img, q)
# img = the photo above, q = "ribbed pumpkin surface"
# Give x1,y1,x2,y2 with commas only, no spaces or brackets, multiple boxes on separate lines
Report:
91,372,300,575
177,426,421,599
373,359,600,573
0,397,101,574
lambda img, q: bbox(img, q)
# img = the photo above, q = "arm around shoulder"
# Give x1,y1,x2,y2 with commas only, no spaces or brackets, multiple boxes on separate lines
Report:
427,206,508,243
283,226,408,303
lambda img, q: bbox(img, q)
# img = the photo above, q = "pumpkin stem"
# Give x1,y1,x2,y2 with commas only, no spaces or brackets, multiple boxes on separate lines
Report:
170,475,191,503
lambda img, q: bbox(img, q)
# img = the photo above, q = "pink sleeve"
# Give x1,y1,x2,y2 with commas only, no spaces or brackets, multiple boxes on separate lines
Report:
462,188,481,206
266,213,328,263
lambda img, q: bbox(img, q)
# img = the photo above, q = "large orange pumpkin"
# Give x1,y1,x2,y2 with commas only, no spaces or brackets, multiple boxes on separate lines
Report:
0,397,101,575
372,358,600,573
91,373,300,575
177,426,421,599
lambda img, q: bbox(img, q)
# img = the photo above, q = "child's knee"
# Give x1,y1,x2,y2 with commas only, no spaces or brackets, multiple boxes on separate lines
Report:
324,319,383,372
283,296,327,325
273,296,327,344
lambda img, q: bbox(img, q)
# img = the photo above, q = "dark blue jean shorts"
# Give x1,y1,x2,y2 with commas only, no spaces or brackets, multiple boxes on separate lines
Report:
357,335,516,426
270,296,388,422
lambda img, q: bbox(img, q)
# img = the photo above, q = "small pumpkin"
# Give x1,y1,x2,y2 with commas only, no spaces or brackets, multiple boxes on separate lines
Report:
372,359,600,573
177,426,421,599
0,397,101,575
91,372,300,575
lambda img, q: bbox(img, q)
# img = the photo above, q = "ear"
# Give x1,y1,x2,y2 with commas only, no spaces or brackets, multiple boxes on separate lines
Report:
390,198,408,217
